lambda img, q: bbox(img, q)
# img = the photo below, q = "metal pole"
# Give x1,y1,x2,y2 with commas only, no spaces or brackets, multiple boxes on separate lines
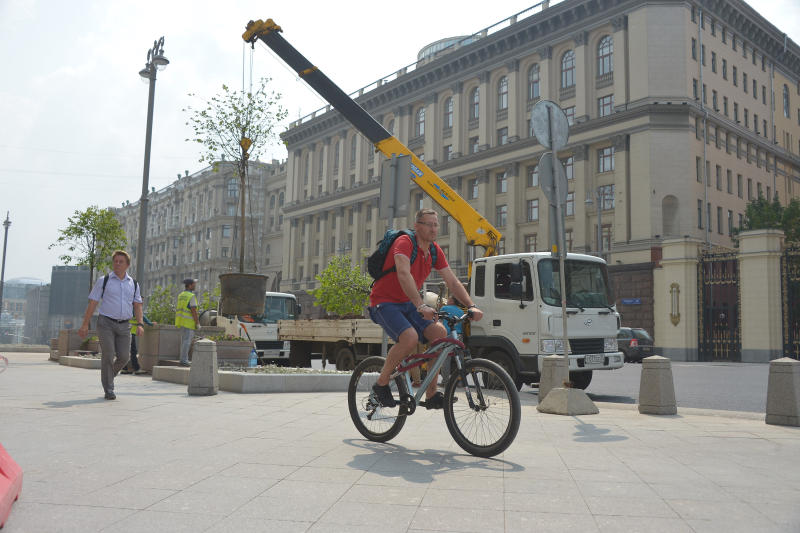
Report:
0,212,10,321
136,37,168,292
136,71,157,287
546,107,569,363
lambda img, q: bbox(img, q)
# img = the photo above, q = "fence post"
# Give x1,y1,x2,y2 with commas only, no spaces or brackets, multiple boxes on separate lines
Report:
738,229,784,362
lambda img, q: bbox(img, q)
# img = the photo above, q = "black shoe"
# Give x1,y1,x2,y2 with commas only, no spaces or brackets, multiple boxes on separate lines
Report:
104,392,116,400
179,362,190,367
120,369,133,374
371,383,396,408
423,391,456,410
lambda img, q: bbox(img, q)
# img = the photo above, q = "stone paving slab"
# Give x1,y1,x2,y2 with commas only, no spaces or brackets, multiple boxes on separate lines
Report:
1,352,800,532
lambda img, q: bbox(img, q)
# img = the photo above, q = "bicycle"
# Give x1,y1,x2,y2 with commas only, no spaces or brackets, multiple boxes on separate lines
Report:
347,312,521,458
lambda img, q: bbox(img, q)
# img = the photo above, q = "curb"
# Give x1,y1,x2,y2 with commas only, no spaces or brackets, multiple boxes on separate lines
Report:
151,366,351,393
57,355,101,370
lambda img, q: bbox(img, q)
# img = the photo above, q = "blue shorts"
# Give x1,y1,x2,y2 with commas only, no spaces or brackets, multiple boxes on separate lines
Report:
368,301,435,343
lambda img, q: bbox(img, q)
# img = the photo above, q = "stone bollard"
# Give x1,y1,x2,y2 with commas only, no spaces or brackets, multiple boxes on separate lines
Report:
638,355,677,415
765,357,800,427
188,339,218,396
539,355,569,402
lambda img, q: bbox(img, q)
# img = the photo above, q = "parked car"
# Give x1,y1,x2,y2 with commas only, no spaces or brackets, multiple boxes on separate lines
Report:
617,327,654,363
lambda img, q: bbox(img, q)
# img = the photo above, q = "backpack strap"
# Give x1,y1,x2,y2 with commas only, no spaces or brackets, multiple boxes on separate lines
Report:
101,274,109,299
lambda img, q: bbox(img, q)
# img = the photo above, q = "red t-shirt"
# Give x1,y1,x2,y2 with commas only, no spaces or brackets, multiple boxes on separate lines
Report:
370,235,448,306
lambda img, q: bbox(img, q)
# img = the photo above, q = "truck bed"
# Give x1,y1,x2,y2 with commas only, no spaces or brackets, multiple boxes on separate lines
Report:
278,319,388,345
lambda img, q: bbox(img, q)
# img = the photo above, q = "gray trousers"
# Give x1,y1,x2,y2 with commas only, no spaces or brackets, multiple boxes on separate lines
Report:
179,327,194,364
97,315,132,394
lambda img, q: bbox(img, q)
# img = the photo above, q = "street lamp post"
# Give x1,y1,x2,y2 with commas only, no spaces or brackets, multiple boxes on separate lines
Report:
136,37,168,290
0,212,10,320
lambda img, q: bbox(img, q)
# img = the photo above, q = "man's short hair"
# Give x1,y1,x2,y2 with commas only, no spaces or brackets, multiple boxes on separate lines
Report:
112,250,131,265
415,208,437,222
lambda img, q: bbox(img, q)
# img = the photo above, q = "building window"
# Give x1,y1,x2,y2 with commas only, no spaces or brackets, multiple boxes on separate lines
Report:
744,108,749,128
712,90,718,111
753,79,757,99
524,234,537,252
711,51,717,73
598,94,614,117
497,76,508,110
562,156,574,180
728,210,734,236
697,199,703,229
696,157,702,182
566,192,574,216
734,102,739,122
717,206,723,234
715,165,722,190
743,72,748,93
726,169,732,194
496,172,507,193
597,36,613,75
565,229,573,251
222,247,229,258
707,203,712,232
469,136,479,154
440,215,449,236
222,225,232,238
350,135,358,165
333,140,340,170
528,64,540,100
561,50,575,88
470,87,479,120
226,205,236,216
722,59,727,79
527,199,539,221
784,85,791,118
723,96,728,116
497,127,508,146
443,97,453,128
443,145,453,161
693,79,698,100
527,165,539,187
496,204,507,227
414,107,425,137
387,119,395,135
599,184,615,209
737,174,743,198
469,178,479,199
227,178,238,197
733,66,738,86
747,178,753,200
691,38,697,60
597,147,615,172
564,106,575,125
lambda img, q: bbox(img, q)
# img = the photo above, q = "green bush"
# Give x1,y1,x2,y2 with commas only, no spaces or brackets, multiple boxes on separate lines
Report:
309,255,371,317
146,284,178,324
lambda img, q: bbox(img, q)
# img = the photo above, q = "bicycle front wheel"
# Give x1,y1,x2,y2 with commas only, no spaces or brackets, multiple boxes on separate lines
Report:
347,356,407,442
444,358,521,457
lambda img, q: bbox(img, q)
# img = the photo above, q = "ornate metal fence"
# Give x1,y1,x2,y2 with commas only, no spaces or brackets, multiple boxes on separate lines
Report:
782,244,800,360
698,250,741,361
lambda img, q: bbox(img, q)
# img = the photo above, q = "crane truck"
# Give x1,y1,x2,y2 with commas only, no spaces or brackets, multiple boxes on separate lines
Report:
243,19,624,389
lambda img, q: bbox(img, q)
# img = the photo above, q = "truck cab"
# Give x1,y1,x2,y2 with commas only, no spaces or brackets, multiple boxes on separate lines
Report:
467,252,623,390
237,292,299,364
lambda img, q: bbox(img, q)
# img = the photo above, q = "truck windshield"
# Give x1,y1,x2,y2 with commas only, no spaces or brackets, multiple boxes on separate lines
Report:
239,295,297,324
537,259,612,308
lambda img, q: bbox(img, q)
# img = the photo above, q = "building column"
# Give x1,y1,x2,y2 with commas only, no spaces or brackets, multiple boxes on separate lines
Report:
506,60,520,141
478,71,491,150
611,16,628,109
505,163,518,251
653,237,701,361
573,144,590,253
302,214,312,286
537,46,553,102
738,229,784,362
450,82,463,157
611,134,629,253
424,93,438,163
573,31,589,122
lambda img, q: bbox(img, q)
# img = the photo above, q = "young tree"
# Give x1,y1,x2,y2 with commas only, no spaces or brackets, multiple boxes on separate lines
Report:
49,206,127,286
184,78,287,272
309,256,371,318
736,195,800,243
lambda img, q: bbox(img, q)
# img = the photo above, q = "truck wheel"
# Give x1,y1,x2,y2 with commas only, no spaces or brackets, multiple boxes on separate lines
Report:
569,370,593,390
289,343,312,367
335,347,356,371
487,350,523,391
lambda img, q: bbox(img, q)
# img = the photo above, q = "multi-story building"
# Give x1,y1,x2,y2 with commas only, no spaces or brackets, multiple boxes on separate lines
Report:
47,266,89,338
113,160,288,297
24,284,50,345
279,0,800,330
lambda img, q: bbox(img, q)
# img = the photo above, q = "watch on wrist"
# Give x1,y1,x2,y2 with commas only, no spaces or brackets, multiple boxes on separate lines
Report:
467,305,477,309
417,303,428,312
136,323,144,326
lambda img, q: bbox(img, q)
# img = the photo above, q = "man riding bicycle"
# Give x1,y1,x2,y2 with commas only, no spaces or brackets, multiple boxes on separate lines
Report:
368,209,483,409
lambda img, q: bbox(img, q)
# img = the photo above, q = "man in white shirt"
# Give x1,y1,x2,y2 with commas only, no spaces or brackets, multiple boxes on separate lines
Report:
78,250,143,400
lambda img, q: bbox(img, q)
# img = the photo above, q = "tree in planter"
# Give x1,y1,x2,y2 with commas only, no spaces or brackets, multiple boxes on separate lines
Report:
734,195,800,243
309,256,371,318
49,206,127,286
185,78,287,272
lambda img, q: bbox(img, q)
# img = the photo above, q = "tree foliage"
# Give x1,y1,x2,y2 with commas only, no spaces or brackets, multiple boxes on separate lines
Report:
184,77,287,166
49,206,127,286
199,283,221,314
146,284,178,324
309,256,371,318
736,195,800,243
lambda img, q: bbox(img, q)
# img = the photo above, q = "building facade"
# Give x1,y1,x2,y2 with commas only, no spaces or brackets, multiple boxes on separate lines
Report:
113,160,288,297
278,0,800,329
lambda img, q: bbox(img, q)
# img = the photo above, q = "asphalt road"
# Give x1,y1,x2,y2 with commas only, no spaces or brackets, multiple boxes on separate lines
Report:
521,361,771,413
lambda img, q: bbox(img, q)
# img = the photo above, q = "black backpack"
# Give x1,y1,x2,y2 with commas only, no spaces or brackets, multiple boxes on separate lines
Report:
101,274,140,301
367,229,437,282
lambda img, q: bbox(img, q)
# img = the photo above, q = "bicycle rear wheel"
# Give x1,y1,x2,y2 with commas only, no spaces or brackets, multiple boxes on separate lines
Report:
348,356,407,442
443,358,521,457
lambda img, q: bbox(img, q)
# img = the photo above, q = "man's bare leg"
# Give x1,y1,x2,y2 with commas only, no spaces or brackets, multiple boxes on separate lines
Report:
376,327,418,387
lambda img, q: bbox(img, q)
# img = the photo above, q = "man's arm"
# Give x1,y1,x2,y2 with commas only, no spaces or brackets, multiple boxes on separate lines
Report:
78,300,99,338
440,267,484,321
133,302,144,336
189,296,200,328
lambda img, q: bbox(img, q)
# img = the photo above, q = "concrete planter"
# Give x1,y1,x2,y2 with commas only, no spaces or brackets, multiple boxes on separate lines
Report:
59,355,101,369
214,341,253,366
55,329,91,362
139,325,181,370
151,366,351,393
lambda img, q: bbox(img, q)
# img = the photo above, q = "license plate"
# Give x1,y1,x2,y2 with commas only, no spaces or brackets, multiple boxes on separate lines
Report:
585,354,603,365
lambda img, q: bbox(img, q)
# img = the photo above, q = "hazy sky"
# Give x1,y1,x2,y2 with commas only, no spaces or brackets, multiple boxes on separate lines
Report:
1,0,797,282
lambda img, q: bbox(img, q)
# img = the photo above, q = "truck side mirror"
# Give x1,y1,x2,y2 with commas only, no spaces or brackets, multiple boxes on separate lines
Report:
296,303,302,318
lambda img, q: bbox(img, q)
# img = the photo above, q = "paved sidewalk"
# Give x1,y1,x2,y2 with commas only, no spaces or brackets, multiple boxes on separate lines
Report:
1,352,799,533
